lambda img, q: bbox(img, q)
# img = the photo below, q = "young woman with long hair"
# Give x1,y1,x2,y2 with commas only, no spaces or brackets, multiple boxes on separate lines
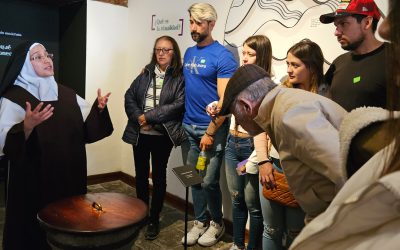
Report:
225,35,272,250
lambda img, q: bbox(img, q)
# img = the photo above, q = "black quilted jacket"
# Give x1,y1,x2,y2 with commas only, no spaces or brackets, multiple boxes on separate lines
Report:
122,63,186,146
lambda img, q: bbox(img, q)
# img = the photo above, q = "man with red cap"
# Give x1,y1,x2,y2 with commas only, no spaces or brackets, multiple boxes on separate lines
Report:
321,0,388,112
320,0,389,178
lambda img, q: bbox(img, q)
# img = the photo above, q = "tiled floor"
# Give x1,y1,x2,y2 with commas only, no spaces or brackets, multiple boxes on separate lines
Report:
0,180,233,249
87,180,233,250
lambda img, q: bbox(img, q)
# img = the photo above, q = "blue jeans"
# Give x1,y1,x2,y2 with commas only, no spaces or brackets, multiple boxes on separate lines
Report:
225,134,263,249
182,122,229,223
259,160,305,250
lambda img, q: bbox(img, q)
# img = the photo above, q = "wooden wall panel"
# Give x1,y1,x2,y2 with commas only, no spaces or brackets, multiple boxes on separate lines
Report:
94,0,128,7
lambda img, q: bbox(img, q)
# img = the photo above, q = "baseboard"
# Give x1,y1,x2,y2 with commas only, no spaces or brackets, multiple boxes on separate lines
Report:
87,171,236,238
87,171,136,186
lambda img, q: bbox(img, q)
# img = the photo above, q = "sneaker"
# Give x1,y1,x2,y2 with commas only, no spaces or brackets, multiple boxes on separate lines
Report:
181,220,208,245
144,222,160,240
198,220,225,247
230,243,245,250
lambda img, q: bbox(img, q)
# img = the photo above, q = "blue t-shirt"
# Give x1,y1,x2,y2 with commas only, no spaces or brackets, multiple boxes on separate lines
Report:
183,41,237,126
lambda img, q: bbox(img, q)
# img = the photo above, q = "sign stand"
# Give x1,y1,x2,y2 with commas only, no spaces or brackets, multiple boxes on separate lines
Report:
172,165,203,250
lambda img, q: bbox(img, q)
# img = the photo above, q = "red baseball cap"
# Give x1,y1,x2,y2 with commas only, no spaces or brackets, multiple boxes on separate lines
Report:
320,0,381,24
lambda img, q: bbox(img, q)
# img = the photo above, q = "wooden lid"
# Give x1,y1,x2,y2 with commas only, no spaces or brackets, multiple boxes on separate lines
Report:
37,192,147,233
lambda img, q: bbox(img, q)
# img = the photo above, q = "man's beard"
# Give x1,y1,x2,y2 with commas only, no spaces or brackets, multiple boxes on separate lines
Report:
191,32,207,43
341,35,365,51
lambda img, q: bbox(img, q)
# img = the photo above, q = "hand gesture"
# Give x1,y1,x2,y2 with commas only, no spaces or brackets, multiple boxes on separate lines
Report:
24,102,54,138
97,88,111,110
205,101,220,118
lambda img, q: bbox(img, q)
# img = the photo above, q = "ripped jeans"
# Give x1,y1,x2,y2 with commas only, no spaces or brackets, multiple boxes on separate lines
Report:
225,134,263,249
259,161,305,250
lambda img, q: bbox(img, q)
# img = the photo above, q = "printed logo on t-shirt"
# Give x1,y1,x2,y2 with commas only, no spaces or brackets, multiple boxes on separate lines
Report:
184,56,207,75
353,76,361,84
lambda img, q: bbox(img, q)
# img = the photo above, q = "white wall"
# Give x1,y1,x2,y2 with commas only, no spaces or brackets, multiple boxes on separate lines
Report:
86,1,131,176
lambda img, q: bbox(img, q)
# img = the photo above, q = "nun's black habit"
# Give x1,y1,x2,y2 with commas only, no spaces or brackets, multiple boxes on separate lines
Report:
0,42,113,249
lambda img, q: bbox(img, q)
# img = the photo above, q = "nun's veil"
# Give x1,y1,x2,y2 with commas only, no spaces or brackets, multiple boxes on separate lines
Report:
0,41,33,96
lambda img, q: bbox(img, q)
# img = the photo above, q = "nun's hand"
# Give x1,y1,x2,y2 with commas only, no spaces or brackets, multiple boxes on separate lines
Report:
24,102,54,139
97,88,111,110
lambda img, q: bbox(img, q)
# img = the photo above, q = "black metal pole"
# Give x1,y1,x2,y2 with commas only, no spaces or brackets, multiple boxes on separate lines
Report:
184,186,188,249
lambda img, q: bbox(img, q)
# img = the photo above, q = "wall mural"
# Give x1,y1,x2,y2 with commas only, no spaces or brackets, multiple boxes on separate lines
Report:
224,0,342,80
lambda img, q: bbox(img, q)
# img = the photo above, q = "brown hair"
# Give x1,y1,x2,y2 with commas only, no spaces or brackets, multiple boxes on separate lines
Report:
243,35,272,75
384,0,400,175
284,39,324,93
150,36,182,77
352,14,379,32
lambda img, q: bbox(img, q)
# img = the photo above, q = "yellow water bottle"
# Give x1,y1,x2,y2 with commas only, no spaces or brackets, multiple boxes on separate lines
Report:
196,149,206,171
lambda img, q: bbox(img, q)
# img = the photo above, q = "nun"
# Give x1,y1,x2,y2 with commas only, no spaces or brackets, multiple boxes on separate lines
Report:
0,41,113,249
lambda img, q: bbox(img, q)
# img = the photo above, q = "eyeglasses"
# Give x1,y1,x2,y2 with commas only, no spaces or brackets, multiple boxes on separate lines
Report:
154,48,173,54
30,53,54,62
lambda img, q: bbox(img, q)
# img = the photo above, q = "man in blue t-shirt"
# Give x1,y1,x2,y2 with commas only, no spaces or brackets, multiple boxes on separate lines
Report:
181,2,237,247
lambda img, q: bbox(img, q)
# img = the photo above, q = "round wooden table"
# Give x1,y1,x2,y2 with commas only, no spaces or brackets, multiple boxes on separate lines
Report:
37,192,147,250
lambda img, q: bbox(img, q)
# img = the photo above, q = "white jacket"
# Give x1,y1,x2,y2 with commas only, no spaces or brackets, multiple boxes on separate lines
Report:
254,86,347,220
290,107,400,250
